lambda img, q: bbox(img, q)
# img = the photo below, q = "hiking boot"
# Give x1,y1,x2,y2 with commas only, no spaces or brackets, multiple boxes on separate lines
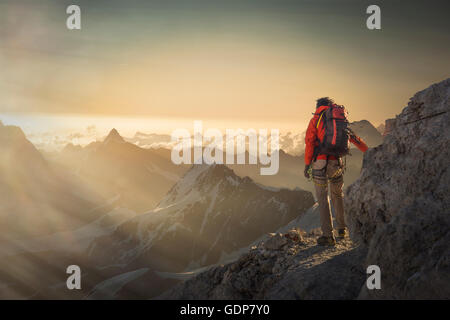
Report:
337,228,348,238
317,235,336,246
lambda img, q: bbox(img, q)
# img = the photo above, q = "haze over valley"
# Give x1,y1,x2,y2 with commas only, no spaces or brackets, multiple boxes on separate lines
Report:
0,115,383,298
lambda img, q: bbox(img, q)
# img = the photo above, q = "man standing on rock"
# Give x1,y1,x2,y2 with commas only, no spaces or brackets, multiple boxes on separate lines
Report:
304,97,368,246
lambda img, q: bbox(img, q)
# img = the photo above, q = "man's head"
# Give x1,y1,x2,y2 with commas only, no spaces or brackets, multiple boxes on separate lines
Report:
316,97,334,108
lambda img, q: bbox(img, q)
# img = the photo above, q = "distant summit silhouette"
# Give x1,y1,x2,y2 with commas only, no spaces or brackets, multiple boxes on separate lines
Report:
348,120,383,148
104,128,125,144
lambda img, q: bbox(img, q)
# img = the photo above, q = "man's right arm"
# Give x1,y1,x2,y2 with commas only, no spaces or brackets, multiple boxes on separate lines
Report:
304,118,317,165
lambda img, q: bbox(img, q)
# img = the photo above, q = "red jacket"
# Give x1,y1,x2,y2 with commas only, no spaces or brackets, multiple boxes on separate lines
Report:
304,105,369,165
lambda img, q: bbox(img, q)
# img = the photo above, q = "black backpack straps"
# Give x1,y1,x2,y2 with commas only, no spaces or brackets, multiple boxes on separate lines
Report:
312,143,320,162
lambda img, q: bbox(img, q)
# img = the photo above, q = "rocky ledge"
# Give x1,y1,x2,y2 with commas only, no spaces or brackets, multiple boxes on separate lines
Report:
159,230,366,300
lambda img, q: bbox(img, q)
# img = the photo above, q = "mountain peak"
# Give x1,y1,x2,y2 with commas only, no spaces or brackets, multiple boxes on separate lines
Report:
104,128,125,144
348,119,382,148
0,124,27,142
157,164,243,208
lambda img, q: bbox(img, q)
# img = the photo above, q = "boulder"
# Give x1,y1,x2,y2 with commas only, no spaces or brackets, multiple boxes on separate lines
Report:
285,229,303,243
263,233,288,250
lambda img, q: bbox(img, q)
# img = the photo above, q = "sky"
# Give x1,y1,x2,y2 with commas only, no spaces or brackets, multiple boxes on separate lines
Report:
0,0,449,132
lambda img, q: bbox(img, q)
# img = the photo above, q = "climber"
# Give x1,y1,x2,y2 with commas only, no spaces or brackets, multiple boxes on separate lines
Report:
304,97,368,246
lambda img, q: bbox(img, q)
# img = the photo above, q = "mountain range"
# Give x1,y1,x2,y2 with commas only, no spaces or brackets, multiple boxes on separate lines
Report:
228,119,382,194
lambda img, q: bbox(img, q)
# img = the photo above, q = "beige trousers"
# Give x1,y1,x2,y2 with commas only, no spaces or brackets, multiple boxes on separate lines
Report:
312,159,346,237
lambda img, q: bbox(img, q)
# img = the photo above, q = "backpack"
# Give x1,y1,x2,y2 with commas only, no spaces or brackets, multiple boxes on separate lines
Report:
316,105,350,157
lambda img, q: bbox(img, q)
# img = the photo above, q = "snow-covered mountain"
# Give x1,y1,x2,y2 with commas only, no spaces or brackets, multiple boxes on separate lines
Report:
88,164,315,272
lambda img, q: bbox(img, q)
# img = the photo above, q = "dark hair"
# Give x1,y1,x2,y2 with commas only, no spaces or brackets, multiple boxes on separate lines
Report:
316,97,334,108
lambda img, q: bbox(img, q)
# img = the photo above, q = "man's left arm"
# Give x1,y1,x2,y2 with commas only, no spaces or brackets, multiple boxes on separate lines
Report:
349,134,368,152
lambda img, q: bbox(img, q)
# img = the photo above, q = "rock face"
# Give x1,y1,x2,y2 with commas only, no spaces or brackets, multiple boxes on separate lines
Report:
359,201,450,299
382,118,396,136
159,231,366,300
345,78,450,299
